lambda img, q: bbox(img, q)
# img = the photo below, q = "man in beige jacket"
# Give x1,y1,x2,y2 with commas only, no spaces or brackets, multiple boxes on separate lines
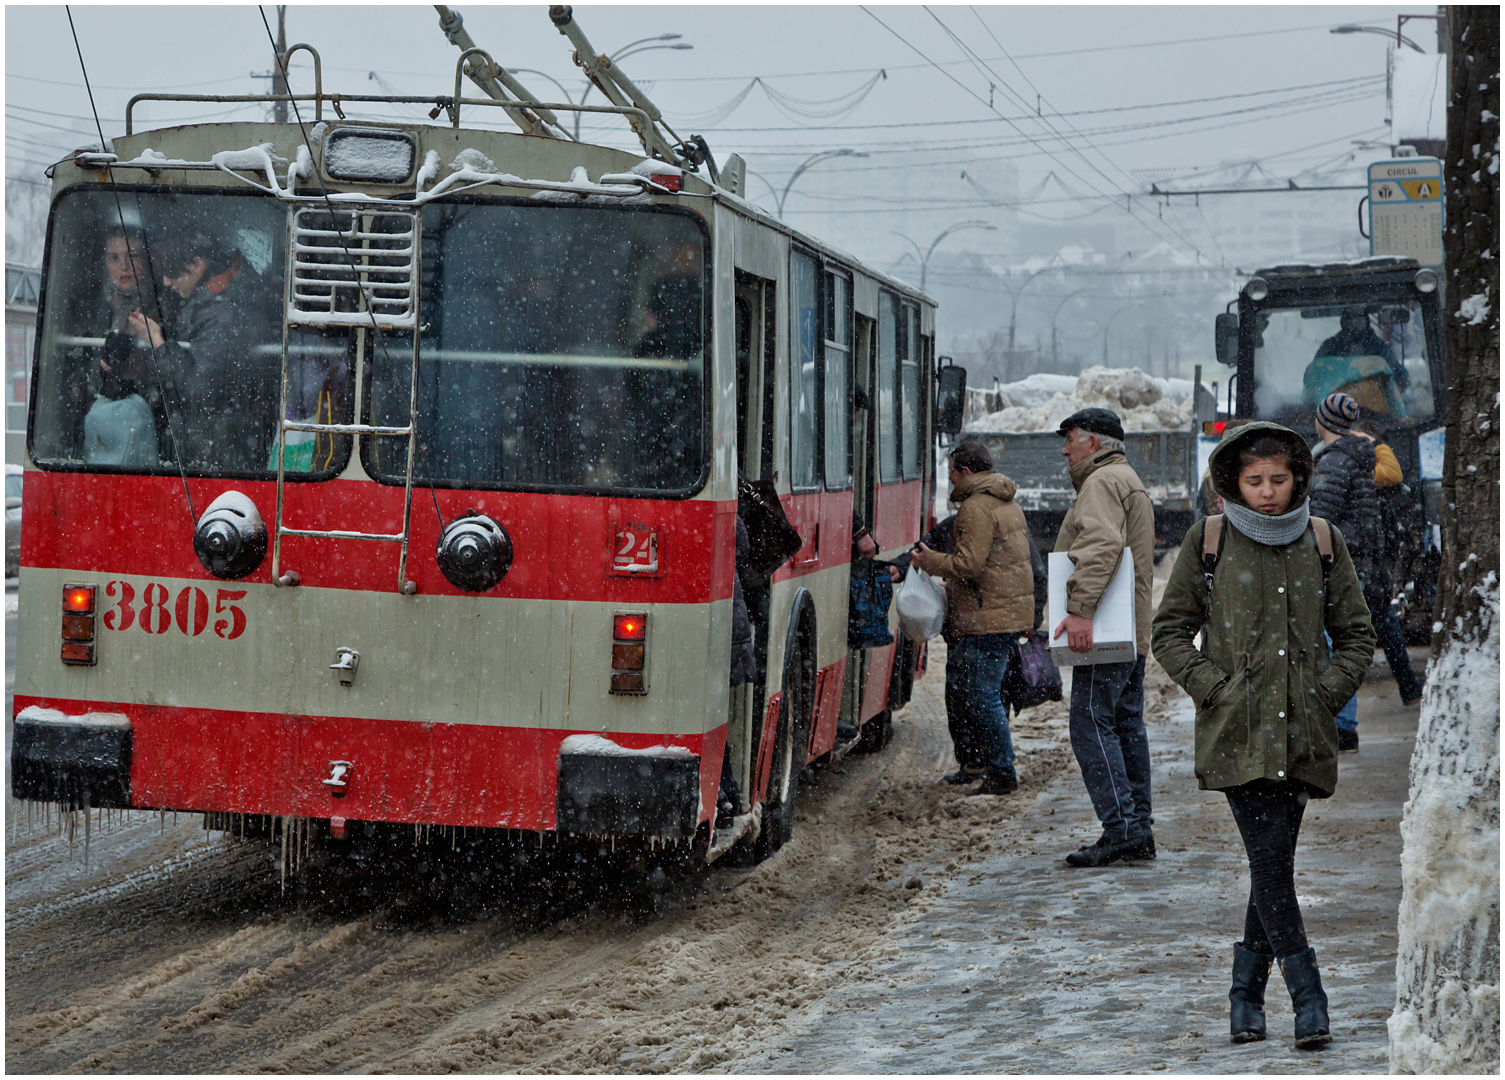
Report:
914,441,1036,796
1053,408,1157,867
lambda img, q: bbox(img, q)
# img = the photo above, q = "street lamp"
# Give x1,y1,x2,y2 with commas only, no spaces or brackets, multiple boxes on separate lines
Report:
1042,286,1092,372
1330,24,1425,53
892,220,996,293
1087,307,1129,367
996,264,1060,351
571,34,694,140
774,148,868,219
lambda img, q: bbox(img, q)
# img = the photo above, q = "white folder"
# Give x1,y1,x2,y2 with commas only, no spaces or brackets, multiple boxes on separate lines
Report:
1047,547,1137,666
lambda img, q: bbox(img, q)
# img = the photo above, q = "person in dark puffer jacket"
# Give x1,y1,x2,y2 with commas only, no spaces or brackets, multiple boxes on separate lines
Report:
1309,393,1380,578
1308,392,1422,747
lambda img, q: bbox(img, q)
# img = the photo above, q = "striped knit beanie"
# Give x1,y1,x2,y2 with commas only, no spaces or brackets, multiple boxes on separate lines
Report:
1317,391,1359,434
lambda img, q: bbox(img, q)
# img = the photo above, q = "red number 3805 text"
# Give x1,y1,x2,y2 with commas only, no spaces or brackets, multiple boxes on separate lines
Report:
102,581,247,639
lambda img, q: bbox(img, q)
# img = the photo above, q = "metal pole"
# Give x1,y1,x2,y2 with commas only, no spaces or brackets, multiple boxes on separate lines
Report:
272,6,288,124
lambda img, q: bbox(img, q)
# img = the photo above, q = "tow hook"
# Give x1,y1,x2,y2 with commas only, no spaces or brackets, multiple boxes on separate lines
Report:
330,647,360,686
324,760,352,796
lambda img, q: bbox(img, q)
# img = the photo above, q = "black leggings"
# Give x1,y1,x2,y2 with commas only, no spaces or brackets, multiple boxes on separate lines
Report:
1225,778,1313,958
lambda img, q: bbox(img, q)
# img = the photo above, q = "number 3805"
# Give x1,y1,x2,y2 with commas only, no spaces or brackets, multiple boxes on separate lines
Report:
102,581,247,639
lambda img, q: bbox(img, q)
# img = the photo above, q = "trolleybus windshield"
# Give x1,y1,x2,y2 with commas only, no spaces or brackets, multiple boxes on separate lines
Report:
1251,302,1437,426
361,201,708,496
30,187,319,478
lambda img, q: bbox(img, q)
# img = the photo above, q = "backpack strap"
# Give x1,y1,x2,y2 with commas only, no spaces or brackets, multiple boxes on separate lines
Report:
1202,514,1225,579
1309,516,1334,582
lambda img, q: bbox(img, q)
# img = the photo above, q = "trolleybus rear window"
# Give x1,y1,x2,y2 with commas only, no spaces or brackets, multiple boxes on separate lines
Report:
361,201,708,496
29,188,339,478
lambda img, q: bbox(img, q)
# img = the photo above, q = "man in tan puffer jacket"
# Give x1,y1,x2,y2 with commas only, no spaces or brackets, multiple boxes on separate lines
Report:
1052,407,1157,869
914,440,1036,796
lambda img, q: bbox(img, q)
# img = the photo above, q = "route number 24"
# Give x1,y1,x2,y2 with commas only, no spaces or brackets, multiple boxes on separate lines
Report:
103,581,247,639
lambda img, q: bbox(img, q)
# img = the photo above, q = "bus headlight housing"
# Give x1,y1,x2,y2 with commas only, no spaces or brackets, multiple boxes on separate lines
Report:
193,491,267,580
1415,268,1439,293
1243,277,1269,301
436,513,513,592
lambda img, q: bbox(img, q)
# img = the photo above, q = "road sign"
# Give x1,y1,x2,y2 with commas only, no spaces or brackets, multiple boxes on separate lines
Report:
1369,158,1444,267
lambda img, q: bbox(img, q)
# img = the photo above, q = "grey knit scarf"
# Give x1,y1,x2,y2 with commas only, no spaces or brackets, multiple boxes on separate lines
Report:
1224,498,1310,547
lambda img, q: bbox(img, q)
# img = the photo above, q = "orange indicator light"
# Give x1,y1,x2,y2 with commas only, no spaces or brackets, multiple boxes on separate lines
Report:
63,585,96,614
613,614,647,642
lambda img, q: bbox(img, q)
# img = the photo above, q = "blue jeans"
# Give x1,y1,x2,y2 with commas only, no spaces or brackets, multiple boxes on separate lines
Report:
1325,632,1359,733
1068,656,1152,843
945,634,1017,781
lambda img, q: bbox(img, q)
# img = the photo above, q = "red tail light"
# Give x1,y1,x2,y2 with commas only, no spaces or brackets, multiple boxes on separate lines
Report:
64,586,95,613
648,173,682,193
613,614,647,641
61,583,97,666
610,612,648,694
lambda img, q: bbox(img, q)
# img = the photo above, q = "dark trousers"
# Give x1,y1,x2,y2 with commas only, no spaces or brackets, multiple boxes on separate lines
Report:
945,633,1017,781
1364,581,1423,702
1225,778,1311,958
1068,656,1152,842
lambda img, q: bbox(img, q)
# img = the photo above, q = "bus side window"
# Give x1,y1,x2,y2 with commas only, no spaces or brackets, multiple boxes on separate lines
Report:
900,303,921,480
789,251,820,492
823,270,851,491
876,291,899,484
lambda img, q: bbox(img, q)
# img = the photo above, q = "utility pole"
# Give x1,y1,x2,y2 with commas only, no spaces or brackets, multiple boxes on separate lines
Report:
272,5,288,124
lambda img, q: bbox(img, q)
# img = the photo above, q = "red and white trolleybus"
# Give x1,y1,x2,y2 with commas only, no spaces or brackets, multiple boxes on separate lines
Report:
11,9,965,863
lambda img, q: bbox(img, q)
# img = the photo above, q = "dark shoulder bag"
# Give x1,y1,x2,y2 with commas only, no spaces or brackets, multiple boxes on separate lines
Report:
737,476,804,580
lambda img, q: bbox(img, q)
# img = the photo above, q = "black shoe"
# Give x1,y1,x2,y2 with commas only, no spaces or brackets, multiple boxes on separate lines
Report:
1229,942,1273,1043
968,774,1018,796
943,766,987,785
836,723,859,743
1338,728,1359,753
1065,834,1131,867
1279,947,1331,1049
1119,831,1156,861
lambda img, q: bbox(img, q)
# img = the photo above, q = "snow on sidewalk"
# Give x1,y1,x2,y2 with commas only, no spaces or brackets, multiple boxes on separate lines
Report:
736,662,1414,1074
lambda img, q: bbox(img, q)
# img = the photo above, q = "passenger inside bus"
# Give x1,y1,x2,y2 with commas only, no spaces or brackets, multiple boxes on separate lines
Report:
74,227,167,467
132,230,283,472
1301,307,1407,417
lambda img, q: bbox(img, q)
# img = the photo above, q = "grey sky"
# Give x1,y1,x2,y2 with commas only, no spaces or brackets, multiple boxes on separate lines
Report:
5,4,1431,366
7,5,1416,183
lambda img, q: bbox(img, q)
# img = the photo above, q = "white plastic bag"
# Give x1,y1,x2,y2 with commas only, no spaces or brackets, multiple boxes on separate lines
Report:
896,566,946,642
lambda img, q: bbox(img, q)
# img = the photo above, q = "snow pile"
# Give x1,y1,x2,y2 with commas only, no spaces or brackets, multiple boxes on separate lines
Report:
1458,292,1492,327
1388,581,1501,1073
324,135,414,182
988,373,1078,410
966,366,1202,433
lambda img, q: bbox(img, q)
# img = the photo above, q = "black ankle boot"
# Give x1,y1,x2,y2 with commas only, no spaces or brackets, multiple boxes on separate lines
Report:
1279,947,1331,1048
1229,942,1273,1042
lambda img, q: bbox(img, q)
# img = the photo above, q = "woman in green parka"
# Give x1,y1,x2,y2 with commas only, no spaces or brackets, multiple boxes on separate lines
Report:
1152,422,1376,1050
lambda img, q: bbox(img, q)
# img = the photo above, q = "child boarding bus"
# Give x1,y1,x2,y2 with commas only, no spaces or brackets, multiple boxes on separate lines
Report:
10,24,964,865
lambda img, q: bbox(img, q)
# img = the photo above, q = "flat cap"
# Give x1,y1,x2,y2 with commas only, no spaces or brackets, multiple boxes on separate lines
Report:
1055,406,1124,442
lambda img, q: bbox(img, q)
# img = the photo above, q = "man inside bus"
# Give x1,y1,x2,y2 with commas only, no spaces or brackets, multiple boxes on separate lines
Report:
127,230,279,472
912,440,1036,797
1301,307,1407,418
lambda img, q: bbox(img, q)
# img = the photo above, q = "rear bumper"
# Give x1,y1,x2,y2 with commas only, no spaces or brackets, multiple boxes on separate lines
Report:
11,707,133,809
11,696,719,833
556,738,702,839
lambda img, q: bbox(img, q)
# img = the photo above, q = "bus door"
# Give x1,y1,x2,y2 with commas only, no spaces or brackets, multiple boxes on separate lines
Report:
843,309,879,728
731,271,777,809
